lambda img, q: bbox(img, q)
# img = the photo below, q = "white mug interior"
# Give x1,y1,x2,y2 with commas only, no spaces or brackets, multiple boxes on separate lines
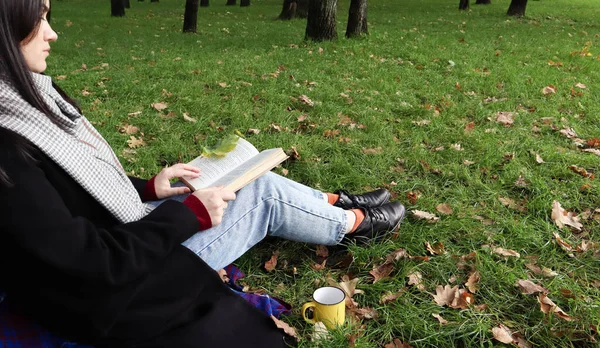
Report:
313,287,345,305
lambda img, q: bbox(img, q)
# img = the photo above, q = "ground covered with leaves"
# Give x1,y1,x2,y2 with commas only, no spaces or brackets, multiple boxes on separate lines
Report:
48,0,599,346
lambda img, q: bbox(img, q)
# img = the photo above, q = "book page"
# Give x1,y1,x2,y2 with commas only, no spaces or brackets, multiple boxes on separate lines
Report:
209,148,283,189
182,138,259,189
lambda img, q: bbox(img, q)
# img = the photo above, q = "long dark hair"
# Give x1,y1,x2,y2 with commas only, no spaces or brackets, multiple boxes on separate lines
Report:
0,0,80,186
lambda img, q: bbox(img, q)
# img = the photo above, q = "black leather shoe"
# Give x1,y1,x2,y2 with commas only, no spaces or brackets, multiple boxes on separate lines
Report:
344,201,406,244
333,189,391,210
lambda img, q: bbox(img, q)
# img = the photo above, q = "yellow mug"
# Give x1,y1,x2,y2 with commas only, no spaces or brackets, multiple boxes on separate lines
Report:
302,286,346,329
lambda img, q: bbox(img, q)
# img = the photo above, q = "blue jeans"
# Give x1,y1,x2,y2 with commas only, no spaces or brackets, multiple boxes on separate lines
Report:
148,172,347,270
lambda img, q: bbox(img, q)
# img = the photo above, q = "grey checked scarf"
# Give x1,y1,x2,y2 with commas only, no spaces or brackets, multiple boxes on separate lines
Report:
0,73,153,223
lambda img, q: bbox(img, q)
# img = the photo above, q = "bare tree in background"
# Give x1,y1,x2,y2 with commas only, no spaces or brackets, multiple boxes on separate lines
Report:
346,0,367,38
507,0,527,16
183,0,199,32
475,0,490,4
226,0,236,5
240,0,250,6
201,0,209,7
123,0,131,9
459,0,469,10
305,0,337,41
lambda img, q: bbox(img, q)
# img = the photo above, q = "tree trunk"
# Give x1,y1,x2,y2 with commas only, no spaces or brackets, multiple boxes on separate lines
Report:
305,0,337,41
183,0,199,33
278,0,297,20
458,0,469,10
123,0,131,8
111,0,126,16
296,0,308,18
345,0,367,38
151,0,159,2
475,0,490,4
200,0,209,6
226,0,236,5
240,0,250,6
507,0,527,16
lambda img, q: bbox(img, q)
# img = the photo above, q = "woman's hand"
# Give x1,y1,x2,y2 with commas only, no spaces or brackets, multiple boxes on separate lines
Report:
190,187,236,226
154,163,201,199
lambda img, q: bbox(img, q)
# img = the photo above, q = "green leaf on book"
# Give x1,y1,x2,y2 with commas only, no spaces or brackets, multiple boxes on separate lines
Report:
201,134,240,158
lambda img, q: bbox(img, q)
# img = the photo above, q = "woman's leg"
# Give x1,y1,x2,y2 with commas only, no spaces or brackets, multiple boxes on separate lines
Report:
150,173,347,270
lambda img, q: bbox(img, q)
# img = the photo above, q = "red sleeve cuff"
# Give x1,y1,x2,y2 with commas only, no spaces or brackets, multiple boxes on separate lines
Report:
143,176,159,202
183,195,212,230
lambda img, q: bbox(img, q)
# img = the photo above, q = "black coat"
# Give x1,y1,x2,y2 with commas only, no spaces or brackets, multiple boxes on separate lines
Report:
0,128,288,348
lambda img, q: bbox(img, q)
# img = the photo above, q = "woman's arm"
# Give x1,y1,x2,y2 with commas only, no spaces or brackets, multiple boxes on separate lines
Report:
0,151,201,288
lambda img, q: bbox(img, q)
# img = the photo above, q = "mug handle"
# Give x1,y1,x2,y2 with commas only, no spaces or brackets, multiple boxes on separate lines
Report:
302,302,317,324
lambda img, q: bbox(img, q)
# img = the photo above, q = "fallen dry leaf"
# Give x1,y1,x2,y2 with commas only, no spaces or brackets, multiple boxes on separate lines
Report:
551,200,583,231
412,120,431,126
432,285,457,307
450,143,463,151
385,248,410,262
127,111,142,117
425,241,446,255
464,121,475,133
538,294,574,321
465,270,480,293
432,313,448,325
492,247,520,258
370,262,395,283
380,289,406,304
542,85,557,95
559,127,578,139
525,262,558,278
270,315,299,341
568,165,594,179
496,111,516,126
247,128,260,134
298,94,314,107
406,191,421,204
515,174,528,187
315,245,329,258
491,324,514,344
264,252,278,272
127,136,146,148
583,148,600,156
119,123,139,135
350,306,379,320
361,147,383,155
574,83,587,89
411,210,440,222
151,102,168,111
331,275,364,302
516,279,548,295
407,271,425,290
436,203,453,215
182,113,197,123
534,153,545,164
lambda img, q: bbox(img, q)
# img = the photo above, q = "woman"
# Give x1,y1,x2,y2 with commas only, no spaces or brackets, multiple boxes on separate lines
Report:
0,0,406,347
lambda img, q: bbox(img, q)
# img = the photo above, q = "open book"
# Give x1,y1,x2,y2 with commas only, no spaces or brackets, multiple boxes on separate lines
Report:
180,138,289,192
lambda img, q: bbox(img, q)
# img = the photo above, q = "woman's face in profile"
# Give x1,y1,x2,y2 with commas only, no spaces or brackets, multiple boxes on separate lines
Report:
21,0,58,73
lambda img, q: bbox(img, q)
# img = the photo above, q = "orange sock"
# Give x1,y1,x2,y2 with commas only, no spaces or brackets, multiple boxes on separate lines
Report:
326,193,340,205
349,209,365,233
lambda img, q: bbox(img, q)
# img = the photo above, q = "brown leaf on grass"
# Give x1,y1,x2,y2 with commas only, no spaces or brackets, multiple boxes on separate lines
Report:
498,197,528,212
297,114,307,122
151,102,168,111
425,241,446,255
495,112,516,126
247,128,260,135
436,203,453,215
370,262,394,283
380,289,406,304
407,271,425,290
264,252,278,272
384,338,413,348
162,111,177,119
412,120,431,126
492,247,520,258
542,85,557,95
525,262,558,278
559,127,578,139
361,147,383,155
514,174,528,187
551,201,583,231
433,285,456,306
450,143,463,151
270,315,299,341
127,136,146,148
182,113,197,123
56,75,67,80
574,83,587,89
465,271,480,293
583,148,600,156
568,165,594,179
464,121,475,133
492,324,514,344
315,245,329,258
538,294,574,321
331,275,364,302
534,153,545,164
516,279,548,295
385,248,410,262
587,138,600,148
298,95,314,107
310,260,327,271
311,321,329,341
553,233,575,257
119,123,139,135
406,191,421,204
350,307,379,320
432,313,448,325
411,210,439,222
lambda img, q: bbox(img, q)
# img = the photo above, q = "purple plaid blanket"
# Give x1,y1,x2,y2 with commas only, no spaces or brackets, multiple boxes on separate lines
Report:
0,265,290,347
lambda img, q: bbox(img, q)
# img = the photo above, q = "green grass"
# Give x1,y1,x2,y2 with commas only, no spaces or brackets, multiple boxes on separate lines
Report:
48,0,600,346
